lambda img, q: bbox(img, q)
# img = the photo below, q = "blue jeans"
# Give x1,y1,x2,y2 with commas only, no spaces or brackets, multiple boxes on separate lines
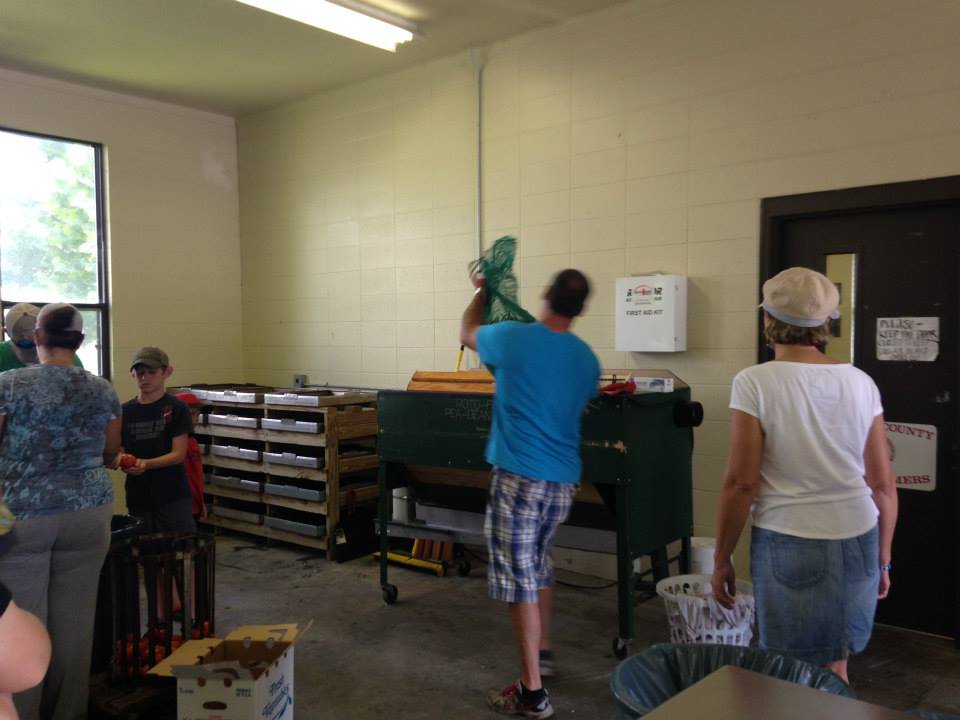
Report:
751,524,880,665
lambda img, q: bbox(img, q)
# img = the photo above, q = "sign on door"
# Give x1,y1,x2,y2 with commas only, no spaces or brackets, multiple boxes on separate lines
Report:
885,421,937,492
876,317,940,361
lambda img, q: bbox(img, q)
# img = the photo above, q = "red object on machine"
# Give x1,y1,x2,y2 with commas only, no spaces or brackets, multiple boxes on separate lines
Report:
599,379,637,396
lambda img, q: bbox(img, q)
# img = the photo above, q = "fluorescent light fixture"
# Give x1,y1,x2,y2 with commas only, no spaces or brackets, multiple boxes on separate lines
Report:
235,0,417,52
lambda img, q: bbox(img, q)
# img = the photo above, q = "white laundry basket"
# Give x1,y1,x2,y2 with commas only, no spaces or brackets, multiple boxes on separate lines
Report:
655,574,755,646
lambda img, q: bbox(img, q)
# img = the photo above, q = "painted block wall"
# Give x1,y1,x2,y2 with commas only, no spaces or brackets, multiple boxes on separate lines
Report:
239,53,479,390
238,0,960,561
0,68,242,507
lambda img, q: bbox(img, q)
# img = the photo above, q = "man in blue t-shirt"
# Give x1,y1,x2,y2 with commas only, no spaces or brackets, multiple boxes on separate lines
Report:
460,269,600,719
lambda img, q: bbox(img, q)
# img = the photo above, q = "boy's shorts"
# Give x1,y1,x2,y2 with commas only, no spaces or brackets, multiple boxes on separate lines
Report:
484,468,576,604
131,497,197,534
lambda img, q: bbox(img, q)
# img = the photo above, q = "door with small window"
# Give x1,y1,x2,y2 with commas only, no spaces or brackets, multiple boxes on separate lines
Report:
762,176,960,644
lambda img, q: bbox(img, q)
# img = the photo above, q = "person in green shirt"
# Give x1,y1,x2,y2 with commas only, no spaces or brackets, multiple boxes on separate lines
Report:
0,304,83,372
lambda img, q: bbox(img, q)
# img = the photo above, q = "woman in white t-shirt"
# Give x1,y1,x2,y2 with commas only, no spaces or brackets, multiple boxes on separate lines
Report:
711,267,898,684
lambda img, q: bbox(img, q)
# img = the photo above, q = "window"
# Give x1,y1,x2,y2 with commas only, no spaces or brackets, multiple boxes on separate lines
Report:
0,128,109,376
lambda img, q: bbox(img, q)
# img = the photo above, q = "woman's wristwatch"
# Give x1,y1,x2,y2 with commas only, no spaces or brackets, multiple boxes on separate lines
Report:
879,562,893,572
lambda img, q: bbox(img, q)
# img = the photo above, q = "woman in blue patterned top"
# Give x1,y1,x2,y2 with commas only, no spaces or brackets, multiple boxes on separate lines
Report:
0,303,122,720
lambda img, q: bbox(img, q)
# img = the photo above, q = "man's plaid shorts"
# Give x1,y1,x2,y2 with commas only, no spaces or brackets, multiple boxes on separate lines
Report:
484,467,577,604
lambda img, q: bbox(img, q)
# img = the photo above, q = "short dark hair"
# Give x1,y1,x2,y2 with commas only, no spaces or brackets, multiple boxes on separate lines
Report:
37,305,84,351
546,269,591,318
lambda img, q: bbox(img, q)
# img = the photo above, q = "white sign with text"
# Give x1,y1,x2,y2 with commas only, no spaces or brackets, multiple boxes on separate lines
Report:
876,317,939,361
885,421,937,492
615,275,687,352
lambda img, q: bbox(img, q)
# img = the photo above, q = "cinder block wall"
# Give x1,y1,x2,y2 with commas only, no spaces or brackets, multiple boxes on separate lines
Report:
0,67,242,508
239,0,960,552
239,53,479,390
0,69,242,400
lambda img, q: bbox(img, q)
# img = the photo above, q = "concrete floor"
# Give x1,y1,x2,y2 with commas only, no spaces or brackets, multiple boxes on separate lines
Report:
204,535,959,719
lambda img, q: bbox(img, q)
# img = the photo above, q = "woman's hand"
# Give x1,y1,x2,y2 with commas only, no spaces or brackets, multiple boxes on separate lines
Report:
712,559,737,609
878,569,891,599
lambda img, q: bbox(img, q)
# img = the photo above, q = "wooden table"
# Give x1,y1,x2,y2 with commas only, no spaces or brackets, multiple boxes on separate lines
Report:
643,666,912,719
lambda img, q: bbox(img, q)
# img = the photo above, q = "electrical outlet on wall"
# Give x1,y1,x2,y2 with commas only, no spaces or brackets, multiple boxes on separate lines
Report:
293,373,308,388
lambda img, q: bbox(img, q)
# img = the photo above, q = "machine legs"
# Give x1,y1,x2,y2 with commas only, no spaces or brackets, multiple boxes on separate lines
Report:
614,484,633,659
680,535,691,574
378,464,398,605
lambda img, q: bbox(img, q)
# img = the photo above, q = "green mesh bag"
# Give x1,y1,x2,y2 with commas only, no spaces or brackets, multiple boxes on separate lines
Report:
469,236,535,325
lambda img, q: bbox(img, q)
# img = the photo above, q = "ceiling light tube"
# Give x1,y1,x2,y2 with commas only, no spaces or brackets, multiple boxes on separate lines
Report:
235,0,417,52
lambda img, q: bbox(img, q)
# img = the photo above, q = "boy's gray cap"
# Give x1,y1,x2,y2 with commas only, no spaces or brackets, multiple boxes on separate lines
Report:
4,303,40,341
130,346,169,370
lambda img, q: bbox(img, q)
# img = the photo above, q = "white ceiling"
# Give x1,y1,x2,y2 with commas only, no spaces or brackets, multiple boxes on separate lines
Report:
0,0,628,116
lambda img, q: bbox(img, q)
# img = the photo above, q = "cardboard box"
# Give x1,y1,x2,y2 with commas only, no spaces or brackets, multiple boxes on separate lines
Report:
631,376,674,393
150,622,310,720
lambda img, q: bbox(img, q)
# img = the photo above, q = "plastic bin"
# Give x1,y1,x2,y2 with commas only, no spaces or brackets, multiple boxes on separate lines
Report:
656,574,755,646
264,516,325,537
611,643,854,718
263,451,320,469
264,482,325,503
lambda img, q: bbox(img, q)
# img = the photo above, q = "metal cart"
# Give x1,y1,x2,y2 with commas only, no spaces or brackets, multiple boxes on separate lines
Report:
376,381,702,657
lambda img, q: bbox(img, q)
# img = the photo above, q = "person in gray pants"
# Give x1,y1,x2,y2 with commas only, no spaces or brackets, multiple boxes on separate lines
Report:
0,304,122,719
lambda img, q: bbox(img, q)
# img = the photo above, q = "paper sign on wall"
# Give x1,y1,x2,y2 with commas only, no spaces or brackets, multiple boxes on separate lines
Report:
876,317,939,361
885,421,937,492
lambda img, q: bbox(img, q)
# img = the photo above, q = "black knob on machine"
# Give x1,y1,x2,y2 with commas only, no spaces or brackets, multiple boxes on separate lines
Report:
673,401,704,428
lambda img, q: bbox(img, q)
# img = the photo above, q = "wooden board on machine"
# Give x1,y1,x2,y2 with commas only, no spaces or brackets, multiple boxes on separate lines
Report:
406,370,494,394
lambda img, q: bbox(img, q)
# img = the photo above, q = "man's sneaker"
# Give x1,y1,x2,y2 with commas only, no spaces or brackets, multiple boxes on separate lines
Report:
539,649,556,678
487,681,554,719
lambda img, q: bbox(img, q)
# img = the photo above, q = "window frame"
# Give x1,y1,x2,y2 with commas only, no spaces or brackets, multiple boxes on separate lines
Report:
0,126,111,378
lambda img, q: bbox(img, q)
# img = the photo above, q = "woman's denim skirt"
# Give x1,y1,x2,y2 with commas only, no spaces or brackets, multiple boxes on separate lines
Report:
751,524,880,664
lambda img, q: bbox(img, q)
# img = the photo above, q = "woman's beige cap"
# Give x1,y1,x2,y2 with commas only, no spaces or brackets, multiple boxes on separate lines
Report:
761,267,840,327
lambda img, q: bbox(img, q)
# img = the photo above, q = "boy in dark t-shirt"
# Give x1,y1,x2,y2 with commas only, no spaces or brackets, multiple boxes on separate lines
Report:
121,347,195,533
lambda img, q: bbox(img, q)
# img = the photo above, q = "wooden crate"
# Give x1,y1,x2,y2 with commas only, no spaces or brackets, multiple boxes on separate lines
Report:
182,386,378,560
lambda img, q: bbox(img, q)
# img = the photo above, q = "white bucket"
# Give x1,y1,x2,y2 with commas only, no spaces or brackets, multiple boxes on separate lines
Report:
392,487,409,523
690,537,716,575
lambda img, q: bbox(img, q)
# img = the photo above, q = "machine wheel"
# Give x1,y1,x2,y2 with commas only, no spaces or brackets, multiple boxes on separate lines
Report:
612,637,632,660
457,559,472,577
382,584,398,605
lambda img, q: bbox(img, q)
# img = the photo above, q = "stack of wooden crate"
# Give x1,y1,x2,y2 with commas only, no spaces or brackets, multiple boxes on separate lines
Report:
180,385,378,560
